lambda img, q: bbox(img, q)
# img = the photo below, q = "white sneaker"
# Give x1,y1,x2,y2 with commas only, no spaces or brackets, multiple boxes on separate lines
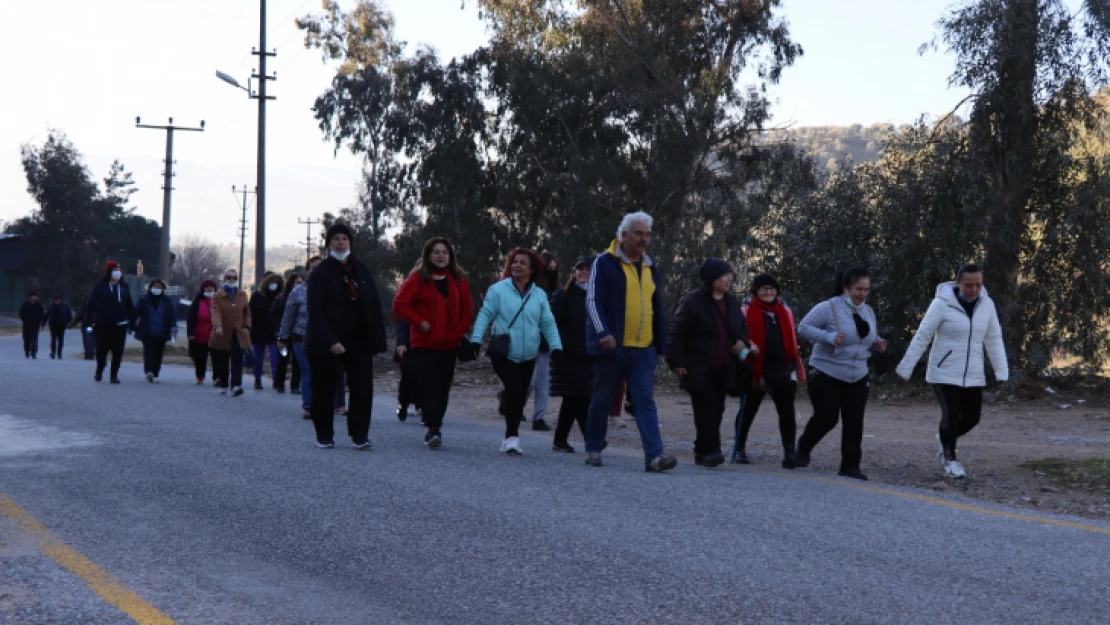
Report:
609,416,627,430
944,460,966,479
501,437,523,455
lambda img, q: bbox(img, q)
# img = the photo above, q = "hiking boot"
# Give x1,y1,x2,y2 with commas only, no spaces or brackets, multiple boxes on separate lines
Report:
944,460,967,479
532,419,552,431
645,455,678,472
782,443,797,470
794,443,811,468
425,431,442,449
838,468,868,481
585,452,603,467
397,405,409,423
695,452,725,468
552,440,575,453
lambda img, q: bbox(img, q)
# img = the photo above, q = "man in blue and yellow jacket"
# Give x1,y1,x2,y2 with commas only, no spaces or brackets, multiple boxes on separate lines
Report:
584,212,677,472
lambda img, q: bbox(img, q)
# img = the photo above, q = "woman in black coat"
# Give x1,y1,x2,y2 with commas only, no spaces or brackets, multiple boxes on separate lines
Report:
304,224,388,449
249,273,284,390
549,255,595,453
666,259,752,467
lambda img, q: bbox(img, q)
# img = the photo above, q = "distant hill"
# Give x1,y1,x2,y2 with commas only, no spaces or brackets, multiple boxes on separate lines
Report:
763,123,907,169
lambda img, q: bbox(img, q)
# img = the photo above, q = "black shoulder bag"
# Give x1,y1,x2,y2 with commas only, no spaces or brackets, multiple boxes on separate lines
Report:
487,289,532,360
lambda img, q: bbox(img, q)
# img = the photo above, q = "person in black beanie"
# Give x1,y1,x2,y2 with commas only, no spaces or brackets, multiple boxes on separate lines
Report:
666,259,752,467
304,223,388,449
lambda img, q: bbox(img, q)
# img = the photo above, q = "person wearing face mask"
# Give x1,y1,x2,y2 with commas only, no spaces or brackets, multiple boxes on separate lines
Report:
209,269,252,397
134,278,179,383
250,273,284,391
19,292,45,359
271,273,304,395
549,255,597,453
279,257,322,420
896,264,1008,479
520,252,560,431
795,267,888,481
83,262,136,383
392,237,474,448
735,273,804,468
470,248,563,455
187,280,219,384
666,259,752,468
305,226,387,449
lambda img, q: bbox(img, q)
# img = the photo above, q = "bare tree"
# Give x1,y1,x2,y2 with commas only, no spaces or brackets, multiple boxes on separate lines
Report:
170,234,232,297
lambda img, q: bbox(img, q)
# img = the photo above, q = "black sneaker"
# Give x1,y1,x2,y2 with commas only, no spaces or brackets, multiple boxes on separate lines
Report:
254,380,263,390
794,446,811,468
231,387,244,397
110,378,121,384
397,405,409,423
352,440,372,451
585,452,603,467
645,455,678,472
838,468,868,481
317,440,335,449
275,386,286,395
732,450,751,465
695,452,725,467
94,371,103,382
424,431,442,449
532,419,552,431
552,440,575,453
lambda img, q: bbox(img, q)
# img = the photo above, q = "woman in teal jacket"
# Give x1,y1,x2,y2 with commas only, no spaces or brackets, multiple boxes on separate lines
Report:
470,248,563,455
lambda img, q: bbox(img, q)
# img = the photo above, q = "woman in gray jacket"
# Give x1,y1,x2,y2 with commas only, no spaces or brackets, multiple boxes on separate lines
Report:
795,267,887,480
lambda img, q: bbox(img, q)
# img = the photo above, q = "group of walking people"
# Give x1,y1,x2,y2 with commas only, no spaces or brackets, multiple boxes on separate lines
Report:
22,210,1008,480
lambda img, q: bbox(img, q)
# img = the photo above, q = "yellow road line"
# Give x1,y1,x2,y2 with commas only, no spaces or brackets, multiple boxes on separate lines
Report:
0,493,179,625
382,399,1110,536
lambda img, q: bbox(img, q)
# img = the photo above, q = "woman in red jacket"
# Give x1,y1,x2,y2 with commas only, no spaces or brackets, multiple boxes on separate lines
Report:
392,237,474,449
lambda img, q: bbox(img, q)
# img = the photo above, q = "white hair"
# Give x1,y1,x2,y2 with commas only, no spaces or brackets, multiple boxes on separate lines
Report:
617,211,653,240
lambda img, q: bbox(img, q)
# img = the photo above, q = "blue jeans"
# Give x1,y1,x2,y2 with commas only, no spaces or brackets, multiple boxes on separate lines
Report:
252,343,279,382
585,345,664,460
292,343,311,410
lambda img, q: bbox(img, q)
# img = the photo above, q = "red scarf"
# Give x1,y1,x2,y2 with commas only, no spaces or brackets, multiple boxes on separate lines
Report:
745,298,800,384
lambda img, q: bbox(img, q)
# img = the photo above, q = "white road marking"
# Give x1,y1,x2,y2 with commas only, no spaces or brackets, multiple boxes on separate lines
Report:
0,415,100,457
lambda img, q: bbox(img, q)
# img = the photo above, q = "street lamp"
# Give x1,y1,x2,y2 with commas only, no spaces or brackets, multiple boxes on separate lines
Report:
215,0,275,283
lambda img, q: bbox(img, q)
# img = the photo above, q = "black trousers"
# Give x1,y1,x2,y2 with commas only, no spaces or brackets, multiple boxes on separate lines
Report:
82,329,96,360
410,348,456,430
309,344,373,444
94,325,128,378
397,352,422,409
210,336,243,389
492,357,536,438
737,380,798,452
797,371,870,471
335,366,347,408
190,341,210,379
275,347,291,389
554,395,590,444
688,367,729,456
935,385,983,461
23,328,39,356
50,329,65,357
142,336,168,376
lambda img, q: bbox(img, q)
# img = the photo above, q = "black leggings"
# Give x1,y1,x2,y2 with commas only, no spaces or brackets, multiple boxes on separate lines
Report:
554,396,590,444
410,348,457,430
797,371,870,471
935,385,983,461
492,357,536,438
688,367,729,456
190,341,210,379
736,380,798,452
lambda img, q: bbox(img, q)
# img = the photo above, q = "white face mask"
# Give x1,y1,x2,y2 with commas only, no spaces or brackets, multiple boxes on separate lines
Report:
111,270,122,280
268,283,279,292
203,291,215,298
151,288,163,296
331,249,350,261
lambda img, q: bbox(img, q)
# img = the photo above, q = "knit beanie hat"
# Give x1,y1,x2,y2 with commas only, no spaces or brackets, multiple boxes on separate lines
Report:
106,261,121,273
325,223,353,247
200,279,218,292
750,273,781,296
698,258,732,289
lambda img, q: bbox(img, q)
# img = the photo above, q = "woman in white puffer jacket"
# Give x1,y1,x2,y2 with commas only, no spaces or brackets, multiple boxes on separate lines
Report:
896,264,1008,479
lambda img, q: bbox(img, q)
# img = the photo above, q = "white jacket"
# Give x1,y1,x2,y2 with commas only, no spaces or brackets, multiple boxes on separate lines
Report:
896,282,1009,387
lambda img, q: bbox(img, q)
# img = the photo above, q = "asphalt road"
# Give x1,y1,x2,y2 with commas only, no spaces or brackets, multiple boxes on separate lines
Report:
1,330,1107,625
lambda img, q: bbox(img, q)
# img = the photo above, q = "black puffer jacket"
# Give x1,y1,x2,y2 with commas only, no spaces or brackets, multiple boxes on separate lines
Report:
549,284,593,398
303,256,387,356
666,289,750,393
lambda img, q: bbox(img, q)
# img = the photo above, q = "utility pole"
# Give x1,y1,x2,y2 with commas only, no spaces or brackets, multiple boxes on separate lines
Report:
233,185,256,284
252,0,276,280
136,117,204,281
298,217,320,266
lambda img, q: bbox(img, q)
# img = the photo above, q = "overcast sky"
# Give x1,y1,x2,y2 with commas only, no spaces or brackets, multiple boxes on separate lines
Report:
1,0,973,248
